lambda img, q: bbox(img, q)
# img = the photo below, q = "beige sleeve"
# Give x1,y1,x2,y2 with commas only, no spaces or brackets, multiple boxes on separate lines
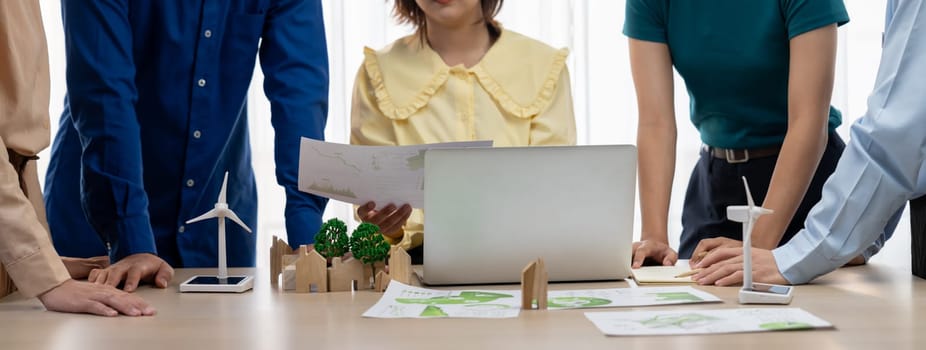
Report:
0,137,70,298
529,67,577,146
0,0,70,298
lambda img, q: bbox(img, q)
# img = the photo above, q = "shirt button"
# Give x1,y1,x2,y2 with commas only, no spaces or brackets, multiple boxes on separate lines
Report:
204,29,212,38
193,130,202,139
178,225,186,233
186,179,195,187
197,78,206,87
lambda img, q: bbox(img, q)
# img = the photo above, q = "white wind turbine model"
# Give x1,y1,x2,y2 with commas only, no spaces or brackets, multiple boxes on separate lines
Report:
728,176,793,304
179,172,255,293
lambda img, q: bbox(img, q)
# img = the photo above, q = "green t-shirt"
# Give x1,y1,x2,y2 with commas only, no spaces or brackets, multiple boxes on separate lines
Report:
623,0,849,149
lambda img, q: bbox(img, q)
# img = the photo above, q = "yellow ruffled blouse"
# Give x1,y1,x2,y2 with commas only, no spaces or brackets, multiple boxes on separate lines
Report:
350,29,577,250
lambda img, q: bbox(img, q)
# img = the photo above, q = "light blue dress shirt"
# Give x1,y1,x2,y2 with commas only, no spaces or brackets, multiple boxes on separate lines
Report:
773,0,926,284
886,0,897,32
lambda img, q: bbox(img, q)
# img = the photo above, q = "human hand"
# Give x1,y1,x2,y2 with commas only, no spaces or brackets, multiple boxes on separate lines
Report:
689,237,742,267
62,256,110,280
844,255,867,266
37,279,155,317
631,240,678,268
691,247,789,286
356,201,412,241
88,253,173,292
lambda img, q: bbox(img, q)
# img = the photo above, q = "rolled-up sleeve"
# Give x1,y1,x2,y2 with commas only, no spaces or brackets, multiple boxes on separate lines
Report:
0,139,70,298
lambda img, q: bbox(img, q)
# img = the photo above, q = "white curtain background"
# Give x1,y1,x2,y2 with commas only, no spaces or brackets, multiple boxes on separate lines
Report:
38,0,907,268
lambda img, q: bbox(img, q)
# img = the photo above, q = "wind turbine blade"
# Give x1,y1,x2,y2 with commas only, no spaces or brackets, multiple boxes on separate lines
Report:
186,208,221,224
726,206,749,223
224,209,252,233
742,176,755,208
218,171,229,204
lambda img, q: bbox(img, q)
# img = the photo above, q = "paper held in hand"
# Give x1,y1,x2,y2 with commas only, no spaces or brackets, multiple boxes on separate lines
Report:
297,138,491,208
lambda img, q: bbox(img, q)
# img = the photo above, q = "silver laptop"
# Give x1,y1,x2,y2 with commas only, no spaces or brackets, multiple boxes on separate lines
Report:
421,145,636,285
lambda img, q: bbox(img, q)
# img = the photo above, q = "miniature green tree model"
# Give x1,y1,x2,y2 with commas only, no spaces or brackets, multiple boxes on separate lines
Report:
350,222,390,280
314,218,349,259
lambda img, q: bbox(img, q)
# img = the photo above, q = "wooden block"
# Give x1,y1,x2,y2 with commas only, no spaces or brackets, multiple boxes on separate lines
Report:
328,257,364,292
912,196,926,279
360,264,373,290
307,249,328,293
360,260,387,290
294,250,310,293
281,254,298,267
269,236,280,286
520,258,548,310
374,270,391,292
521,261,537,309
269,236,293,286
282,265,296,290
295,248,327,293
536,258,548,310
388,246,412,285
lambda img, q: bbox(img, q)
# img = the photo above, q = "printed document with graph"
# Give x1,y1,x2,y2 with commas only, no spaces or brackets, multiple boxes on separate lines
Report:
297,138,491,208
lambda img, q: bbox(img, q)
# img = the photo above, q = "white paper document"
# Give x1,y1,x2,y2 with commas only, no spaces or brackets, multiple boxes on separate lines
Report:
297,138,491,208
585,308,833,336
362,282,522,319
362,282,722,319
545,286,720,309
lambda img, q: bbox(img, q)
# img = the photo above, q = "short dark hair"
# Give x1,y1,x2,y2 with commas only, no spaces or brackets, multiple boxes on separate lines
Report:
393,0,504,43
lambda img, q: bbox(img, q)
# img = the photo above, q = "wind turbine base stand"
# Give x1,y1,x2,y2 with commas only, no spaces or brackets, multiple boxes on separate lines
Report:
738,282,793,304
180,275,254,293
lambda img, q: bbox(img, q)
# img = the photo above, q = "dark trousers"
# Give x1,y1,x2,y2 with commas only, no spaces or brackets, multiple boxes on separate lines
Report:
678,132,845,259
912,196,926,279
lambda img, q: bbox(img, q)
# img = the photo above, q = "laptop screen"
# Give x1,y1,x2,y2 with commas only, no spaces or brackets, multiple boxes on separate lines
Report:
422,145,636,285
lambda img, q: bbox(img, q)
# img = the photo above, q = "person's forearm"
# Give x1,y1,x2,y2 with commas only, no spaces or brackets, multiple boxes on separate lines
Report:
755,23,838,249
0,138,71,297
637,122,676,242
773,137,910,283
629,39,677,243
752,125,827,248
262,0,329,247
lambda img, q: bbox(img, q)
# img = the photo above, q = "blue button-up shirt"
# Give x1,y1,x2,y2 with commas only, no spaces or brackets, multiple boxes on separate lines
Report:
45,0,329,267
773,0,926,284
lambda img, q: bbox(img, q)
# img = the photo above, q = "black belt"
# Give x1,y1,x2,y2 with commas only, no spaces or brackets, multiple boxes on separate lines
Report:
702,145,781,164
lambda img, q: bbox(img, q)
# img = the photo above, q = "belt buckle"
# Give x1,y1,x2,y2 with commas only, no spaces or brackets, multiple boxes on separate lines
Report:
725,149,749,164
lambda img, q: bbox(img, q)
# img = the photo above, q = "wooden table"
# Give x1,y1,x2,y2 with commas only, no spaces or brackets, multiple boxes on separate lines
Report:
1,264,924,350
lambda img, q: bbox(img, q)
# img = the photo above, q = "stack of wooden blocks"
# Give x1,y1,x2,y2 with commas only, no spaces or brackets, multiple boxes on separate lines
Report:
269,235,413,293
